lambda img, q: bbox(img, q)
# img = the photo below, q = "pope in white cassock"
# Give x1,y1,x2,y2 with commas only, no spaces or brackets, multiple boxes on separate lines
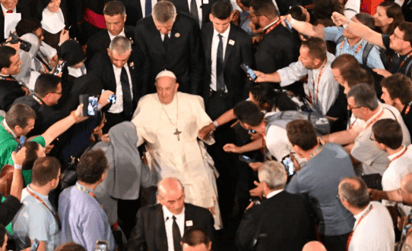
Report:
131,70,222,229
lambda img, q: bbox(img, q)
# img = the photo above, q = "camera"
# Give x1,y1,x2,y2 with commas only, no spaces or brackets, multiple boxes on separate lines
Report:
8,33,32,52
54,61,66,75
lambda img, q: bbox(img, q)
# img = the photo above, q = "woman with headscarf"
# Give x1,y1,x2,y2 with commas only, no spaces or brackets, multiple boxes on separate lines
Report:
38,0,69,49
92,121,156,237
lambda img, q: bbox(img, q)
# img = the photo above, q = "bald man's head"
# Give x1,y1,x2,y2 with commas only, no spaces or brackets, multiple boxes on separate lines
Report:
157,178,185,215
302,241,327,251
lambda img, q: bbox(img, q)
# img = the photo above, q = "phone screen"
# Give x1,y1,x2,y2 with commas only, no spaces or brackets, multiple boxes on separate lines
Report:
87,96,99,116
282,156,295,176
16,135,26,153
239,155,253,164
95,240,108,251
241,63,257,81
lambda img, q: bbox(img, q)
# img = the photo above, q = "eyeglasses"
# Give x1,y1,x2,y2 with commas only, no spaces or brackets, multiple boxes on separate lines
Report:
347,105,361,110
392,33,404,41
51,91,63,96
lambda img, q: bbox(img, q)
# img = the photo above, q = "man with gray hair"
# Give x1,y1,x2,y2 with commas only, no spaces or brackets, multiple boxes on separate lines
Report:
235,161,310,251
135,0,204,96
323,83,411,175
86,1,135,65
338,177,394,251
89,35,141,132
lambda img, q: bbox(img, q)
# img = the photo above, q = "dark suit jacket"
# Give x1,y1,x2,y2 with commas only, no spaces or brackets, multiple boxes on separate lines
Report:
86,26,136,66
88,51,141,119
118,0,144,27
201,23,254,107
0,0,34,43
135,12,204,96
0,79,25,112
128,203,215,251
236,191,311,251
255,25,301,74
170,0,217,28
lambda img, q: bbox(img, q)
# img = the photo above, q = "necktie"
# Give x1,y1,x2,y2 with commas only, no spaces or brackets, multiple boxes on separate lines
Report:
120,67,133,116
216,34,225,94
145,0,151,17
163,33,170,49
172,216,182,251
190,0,199,26
6,10,13,13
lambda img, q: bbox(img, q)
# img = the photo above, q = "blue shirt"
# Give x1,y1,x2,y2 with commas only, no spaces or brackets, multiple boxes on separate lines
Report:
58,182,115,251
323,26,385,69
286,143,356,236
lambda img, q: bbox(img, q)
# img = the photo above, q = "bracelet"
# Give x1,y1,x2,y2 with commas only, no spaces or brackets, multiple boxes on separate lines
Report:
213,121,219,128
14,164,22,170
343,20,351,29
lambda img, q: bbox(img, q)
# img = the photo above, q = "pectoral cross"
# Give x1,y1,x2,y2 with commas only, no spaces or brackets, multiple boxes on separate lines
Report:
174,128,182,141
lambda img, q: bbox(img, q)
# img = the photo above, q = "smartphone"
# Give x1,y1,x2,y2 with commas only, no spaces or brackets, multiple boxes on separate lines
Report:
30,239,39,251
239,155,256,164
95,240,108,251
240,63,257,81
16,135,26,153
79,94,99,117
54,61,66,75
248,129,257,134
282,155,295,176
284,19,294,33
108,94,116,104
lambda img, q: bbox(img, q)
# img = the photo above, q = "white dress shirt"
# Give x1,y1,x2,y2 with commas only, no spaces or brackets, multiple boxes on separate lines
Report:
108,29,126,41
160,32,171,41
140,0,158,18
210,26,230,92
163,206,185,251
108,64,133,114
266,189,284,199
2,4,20,39
186,0,203,28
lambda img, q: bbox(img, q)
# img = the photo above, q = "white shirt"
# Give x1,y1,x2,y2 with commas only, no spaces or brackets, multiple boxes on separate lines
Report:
382,145,412,213
210,26,230,92
108,29,126,41
139,0,157,18
266,189,284,199
108,64,133,114
162,206,185,251
2,4,20,39
348,202,394,251
68,65,87,78
262,18,279,31
277,52,339,115
160,32,171,41
186,0,203,27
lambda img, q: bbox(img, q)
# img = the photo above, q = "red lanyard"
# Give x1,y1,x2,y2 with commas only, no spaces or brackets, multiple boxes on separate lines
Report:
265,19,282,35
339,40,363,56
26,186,62,230
364,109,384,130
76,183,97,198
399,51,412,69
405,102,412,115
390,146,408,164
308,58,327,105
346,204,373,251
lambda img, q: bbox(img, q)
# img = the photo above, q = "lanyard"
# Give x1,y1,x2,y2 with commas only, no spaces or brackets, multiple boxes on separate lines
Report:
32,94,44,105
264,18,282,35
346,204,374,251
26,186,62,230
1,119,17,138
399,51,412,69
339,39,363,56
308,58,328,105
364,108,384,130
76,183,97,198
390,146,408,164
0,75,15,81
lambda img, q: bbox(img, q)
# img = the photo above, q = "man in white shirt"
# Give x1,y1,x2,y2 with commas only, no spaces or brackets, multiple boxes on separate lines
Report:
255,37,339,115
339,177,394,251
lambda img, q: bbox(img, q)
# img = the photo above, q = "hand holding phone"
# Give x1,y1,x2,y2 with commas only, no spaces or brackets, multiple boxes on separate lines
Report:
240,63,257,81
79,94,99,117
16,136,26,153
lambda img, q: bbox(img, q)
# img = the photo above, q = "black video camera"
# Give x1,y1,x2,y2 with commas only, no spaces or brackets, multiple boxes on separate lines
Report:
8,33,32,52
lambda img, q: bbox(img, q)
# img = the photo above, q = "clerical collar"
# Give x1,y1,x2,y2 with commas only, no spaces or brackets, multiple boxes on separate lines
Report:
263,18,280,31
108,29,126,41
1,119,17,138
162,205,185,222
266,189,284,199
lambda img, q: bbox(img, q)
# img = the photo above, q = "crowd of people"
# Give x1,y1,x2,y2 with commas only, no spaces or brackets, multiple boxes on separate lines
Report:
1,0,412,250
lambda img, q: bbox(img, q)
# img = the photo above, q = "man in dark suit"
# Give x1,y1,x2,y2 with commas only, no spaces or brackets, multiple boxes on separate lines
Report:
0,0,35,43
86,1,135,66
0,46,26,112
169,0,217,28
236,160,311,251
128,177,216,251
250,0,300,76
201,0,254,230
135,0,204,96
88,36,141,132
